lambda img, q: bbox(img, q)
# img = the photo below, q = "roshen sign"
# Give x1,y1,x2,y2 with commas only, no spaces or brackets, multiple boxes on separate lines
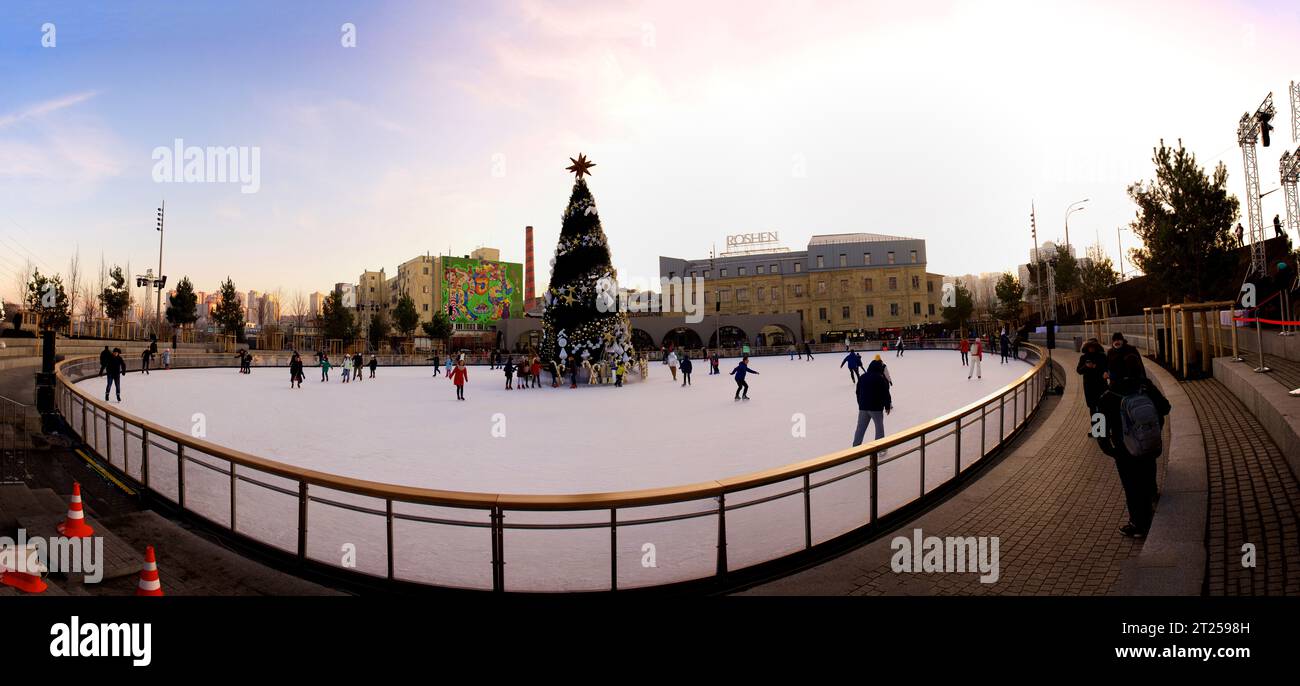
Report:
726,232,779,247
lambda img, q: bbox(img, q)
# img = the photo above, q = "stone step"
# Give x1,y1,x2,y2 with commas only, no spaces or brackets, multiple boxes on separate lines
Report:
0,483,40,524
17,513,141,582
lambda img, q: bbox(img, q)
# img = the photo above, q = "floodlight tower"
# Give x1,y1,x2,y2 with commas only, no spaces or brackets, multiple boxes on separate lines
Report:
1290,80,1299,145
1282,150,1299,239
1237,92,1275,277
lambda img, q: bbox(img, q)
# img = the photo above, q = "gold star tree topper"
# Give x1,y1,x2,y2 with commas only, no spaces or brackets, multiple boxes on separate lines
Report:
566,153,596,179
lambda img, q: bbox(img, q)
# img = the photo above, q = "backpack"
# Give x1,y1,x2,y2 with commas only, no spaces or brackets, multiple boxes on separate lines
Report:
1119,392,1162,457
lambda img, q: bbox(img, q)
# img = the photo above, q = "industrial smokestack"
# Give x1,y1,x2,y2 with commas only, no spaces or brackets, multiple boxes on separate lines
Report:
525,225,535,304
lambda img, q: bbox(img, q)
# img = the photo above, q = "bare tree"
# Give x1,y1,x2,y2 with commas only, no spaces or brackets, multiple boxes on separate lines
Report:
13,259,34,307
66,248,81,333
290,289,308,327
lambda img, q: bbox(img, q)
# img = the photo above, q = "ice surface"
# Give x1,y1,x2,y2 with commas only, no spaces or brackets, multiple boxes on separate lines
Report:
78,350,1035,590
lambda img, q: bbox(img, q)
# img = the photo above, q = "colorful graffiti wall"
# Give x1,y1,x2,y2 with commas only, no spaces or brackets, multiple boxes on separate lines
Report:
442,257,523,324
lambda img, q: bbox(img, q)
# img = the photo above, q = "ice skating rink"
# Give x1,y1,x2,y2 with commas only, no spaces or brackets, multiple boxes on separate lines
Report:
77,350,1035,590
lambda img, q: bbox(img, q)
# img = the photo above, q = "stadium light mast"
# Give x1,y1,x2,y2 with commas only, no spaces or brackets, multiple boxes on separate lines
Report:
1238,92,1275,277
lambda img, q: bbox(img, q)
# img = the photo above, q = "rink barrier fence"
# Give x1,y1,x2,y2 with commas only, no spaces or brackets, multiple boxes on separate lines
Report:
54,343,1049,593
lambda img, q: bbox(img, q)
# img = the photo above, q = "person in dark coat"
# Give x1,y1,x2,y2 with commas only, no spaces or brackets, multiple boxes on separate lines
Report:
1095,352,1170,538
98,346,112,376
503,358,515,389
289,353,305,388
840,349,864,382
680,354,693,386
368,356,378,378
1105,332,1143,384
852,364,892,447
105,348,126,401
730,356,759,400
1076,339,1109,413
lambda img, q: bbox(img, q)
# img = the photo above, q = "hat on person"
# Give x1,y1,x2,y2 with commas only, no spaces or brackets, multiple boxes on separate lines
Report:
873,354,882,361
1111,332,1126,343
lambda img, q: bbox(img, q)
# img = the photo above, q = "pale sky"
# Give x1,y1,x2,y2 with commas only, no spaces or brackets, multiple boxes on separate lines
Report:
2,0,1298,302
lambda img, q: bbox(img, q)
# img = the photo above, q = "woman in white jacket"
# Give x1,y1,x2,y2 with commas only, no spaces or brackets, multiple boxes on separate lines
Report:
666,350,679,381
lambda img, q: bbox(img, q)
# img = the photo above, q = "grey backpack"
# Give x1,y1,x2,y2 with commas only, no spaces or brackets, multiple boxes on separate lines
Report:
1119,392,1162,457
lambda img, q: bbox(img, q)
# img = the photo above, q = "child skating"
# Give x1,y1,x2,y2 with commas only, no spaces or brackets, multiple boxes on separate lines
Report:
450,360,469,400
730,356,758,400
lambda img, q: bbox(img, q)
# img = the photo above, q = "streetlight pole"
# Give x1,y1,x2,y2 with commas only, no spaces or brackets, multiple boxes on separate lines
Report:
1064,198,1089,255
1117,225,1127,278
154,202,166,337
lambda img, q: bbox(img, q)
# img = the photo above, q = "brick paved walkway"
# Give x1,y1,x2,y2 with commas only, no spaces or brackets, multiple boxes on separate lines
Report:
745,352,1168,596
1183,378,1300,596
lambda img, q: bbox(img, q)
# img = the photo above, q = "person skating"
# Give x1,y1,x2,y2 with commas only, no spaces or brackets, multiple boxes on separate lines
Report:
1095,353,1169,538
615,359,627,387
352,353,364,382
450,359,469,400
289,353,305,389
967,336,983,379
803,340,814,361
666,350,679,381
320,354,331,382
161,347,172,370
568,355,579,388
710,350,720,375
530,357,542,388
341,357,351,383
430,353,441,377
959,337,969,366
999,329,1011,364
730,356,758,400
894,334,905,357
444,356,454,378
140,348,153,375
840,348,864,383
105,348,126,402
368,356,378,379
504,358,516,389
680,354,693,386
789,344,797,361
98,346,112,376
852,361,892,447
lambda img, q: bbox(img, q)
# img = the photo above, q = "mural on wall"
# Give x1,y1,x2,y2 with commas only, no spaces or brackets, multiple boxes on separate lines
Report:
443,257,522,324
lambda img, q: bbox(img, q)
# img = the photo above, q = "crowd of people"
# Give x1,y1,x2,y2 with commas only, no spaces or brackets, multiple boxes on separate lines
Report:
1077,332,1169,540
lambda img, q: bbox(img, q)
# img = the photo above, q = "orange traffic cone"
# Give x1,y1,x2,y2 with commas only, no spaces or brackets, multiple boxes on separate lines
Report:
135,546,163,596
1,570,48,593
0,544,48,593
56,482,95,538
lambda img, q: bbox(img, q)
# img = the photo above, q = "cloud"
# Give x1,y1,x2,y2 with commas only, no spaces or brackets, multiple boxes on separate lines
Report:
0,91,100,130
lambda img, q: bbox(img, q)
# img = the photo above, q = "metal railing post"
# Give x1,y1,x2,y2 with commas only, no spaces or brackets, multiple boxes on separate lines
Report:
869,452,879,524
954,416,962,474
141,428,150,488
229,461,237,531
715,494,728,576
177,445,186,510
297,481,308,561
802,474,813,549
610,508,618,591
386,499,395,581
918,433,927,496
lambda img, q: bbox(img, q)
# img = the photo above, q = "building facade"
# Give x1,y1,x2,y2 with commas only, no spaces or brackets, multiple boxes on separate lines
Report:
660,233,945,343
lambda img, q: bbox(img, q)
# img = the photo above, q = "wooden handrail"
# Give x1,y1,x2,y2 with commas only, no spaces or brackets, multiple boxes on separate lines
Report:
55,344,1047,511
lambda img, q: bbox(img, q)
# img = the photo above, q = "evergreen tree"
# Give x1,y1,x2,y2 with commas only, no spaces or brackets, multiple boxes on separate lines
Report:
941,279,974,334
25,269,71,332
213,277,247,342
539,155,635,366
98,265,132,321
421,311,451,352
321,290,356,342
369,312,390,350
994,272,1025,325
166,276,200,327
392,293,419,337
1128,139,1240,302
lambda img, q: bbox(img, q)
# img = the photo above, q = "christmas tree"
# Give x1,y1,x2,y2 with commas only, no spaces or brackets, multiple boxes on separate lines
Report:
539,154,635,369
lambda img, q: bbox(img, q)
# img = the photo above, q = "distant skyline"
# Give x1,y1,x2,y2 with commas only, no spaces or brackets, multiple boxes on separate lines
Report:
2,0,1299,302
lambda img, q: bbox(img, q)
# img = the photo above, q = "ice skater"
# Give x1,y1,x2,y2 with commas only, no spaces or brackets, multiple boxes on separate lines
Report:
999,329,1011,364
730,356,758,400
840,348,863,383
352,353,364,382
789,344,797,361
803,340,814,361
959,337,969,366
444,356,454,378
504,357,515,389
341,357,352,383
368,356,378,378
450,359,469,400
894,334,905,357
161,347,172,370
967,336,983,380
568,355,579,388
666,349,679,381
320,354,331,382
615,359,627,387
680,354,693,386
289,353,305,389
140,347,153,375
710,350,720,375
105,348,126,402
530,357,543,388
430,353,441,377
852,360,892,447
